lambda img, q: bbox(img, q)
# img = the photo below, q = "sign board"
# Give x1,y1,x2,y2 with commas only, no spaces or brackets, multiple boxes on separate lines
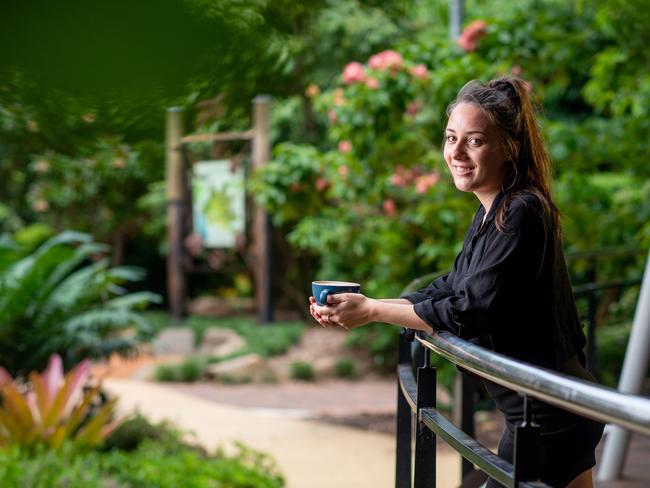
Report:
192,160,245,248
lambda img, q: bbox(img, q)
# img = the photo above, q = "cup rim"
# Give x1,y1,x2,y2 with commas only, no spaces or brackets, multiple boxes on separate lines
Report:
312,280,360,287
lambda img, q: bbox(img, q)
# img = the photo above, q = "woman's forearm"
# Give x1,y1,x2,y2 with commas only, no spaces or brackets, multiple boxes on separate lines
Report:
370,299,434,333
378,298,413,305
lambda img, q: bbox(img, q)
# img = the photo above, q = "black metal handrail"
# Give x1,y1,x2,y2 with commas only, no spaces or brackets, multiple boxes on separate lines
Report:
419,331,650,434
395,329,650,488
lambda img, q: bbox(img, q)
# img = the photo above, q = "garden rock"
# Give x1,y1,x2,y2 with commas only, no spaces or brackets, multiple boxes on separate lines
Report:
152,327,195,356
313,356,337,378
206,353,266,380
197,328,246,358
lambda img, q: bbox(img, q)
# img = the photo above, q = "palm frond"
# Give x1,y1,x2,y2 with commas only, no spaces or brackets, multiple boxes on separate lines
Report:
106,292,162,310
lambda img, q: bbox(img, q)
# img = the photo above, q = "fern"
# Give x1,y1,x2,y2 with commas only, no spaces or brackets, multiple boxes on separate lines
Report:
0,231,161,377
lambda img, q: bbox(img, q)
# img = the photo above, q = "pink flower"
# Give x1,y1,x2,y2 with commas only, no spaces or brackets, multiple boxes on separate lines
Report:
415,173,440,194
511,65,522,76
342,62,366,84
458,20,488,52
458,34,476,51
390,173,407,187
316,177,328,191
406,101,422,116
368,50,403,72
327,110,338,124
365,77,379,89
408,64,428,80
338,140,352,153
112,158,126,168
383,199,397,217
338,165,349,176
305,83,320,97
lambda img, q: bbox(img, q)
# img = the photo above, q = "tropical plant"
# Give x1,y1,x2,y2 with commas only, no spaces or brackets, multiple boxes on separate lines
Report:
0,229,160,376
0,354,117,451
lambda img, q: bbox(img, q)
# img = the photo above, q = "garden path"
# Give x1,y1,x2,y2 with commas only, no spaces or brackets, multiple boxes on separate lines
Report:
105,378,462,488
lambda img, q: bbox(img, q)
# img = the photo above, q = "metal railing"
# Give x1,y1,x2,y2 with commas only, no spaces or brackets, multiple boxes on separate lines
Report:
395,329,650,488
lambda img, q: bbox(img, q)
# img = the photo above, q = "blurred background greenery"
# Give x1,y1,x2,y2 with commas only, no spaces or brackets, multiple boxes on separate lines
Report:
1,1,649,484
1,0,649,377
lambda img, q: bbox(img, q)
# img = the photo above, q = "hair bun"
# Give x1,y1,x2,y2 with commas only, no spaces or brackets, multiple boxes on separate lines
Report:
490,78,516,94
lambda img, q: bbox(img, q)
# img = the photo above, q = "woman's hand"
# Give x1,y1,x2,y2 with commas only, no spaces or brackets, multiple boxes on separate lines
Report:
309,293,375,330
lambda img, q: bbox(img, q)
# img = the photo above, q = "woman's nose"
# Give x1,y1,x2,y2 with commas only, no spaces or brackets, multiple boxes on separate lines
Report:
452,143,467,160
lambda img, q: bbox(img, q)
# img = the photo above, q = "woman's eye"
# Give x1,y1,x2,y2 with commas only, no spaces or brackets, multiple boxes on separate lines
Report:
469,138,482,146
446,135,456,143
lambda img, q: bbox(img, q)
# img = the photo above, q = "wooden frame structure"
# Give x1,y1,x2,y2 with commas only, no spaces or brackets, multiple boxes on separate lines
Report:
165,96,273,323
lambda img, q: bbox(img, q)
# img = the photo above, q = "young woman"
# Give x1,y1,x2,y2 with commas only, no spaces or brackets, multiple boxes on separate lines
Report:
310,77,604,488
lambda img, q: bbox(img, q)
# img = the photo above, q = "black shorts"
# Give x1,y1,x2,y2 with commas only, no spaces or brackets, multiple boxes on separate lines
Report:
485,414,605,488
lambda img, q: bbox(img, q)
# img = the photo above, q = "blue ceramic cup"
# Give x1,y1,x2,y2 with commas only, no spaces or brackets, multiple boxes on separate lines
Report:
312,281,361,306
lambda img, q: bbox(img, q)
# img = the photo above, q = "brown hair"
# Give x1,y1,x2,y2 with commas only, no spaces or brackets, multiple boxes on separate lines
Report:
446,76,560,236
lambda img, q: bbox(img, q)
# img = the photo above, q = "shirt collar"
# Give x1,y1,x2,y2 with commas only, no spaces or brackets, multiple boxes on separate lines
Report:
476,191,505,234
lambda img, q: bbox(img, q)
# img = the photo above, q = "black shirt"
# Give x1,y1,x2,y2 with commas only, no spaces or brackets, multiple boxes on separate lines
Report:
402,190,588,421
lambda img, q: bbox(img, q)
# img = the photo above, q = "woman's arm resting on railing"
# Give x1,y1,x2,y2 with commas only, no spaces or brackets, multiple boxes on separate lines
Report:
309,294,433,333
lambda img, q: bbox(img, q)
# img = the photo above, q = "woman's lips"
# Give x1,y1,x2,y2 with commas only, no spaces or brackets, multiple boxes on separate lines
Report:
452,164,474,176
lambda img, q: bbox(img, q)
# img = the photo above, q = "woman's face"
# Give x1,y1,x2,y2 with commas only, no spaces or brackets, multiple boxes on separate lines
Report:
443,102,509,207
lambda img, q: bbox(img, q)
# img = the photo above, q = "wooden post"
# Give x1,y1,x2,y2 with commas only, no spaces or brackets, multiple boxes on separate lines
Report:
251,96,273,323
166,107,187,321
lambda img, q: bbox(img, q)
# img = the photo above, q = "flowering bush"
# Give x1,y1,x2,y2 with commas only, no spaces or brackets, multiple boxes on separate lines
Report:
254,45,498,300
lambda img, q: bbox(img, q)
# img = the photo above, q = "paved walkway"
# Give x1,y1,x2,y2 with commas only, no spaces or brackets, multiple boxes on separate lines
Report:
105,378,461,488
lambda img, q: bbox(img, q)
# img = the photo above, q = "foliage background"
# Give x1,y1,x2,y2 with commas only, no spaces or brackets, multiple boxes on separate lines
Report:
0,0,648,373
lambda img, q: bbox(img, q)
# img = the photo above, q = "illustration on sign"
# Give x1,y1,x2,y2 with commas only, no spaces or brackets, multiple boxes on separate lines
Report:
192,160,245,248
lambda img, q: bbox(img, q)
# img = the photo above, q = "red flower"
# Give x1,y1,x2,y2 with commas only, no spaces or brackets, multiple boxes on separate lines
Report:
338,140,352,153
342,62,366,84
383,199,397,217
368,50,403,72
365,77,379,89
458,20,488,52
415,173,440,194
316,177,328,191
408,64,428,80
406,101,422,116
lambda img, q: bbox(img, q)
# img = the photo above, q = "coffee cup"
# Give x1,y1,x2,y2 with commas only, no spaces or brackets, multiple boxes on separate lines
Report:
312,281,361,306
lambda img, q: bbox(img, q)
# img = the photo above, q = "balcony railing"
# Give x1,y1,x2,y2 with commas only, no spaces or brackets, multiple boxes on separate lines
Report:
395,329,650,487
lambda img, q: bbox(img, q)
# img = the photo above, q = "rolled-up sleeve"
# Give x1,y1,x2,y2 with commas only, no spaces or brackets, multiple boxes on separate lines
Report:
408,197,546,339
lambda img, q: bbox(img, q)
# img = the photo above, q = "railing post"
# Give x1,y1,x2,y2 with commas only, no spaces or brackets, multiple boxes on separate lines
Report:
456,373,477,481
414,343,437,488
396,329,414,488
513,395,541,486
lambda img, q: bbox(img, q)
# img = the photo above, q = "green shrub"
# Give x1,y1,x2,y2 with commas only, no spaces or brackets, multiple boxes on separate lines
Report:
334,357,359,379
153,358,206,383
102,440,284,488
220,373,253,385
153,364,178,382
178,357,205,382
0,445,108,488
102,413,187,453
290,361,315,381
0,439,285,488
